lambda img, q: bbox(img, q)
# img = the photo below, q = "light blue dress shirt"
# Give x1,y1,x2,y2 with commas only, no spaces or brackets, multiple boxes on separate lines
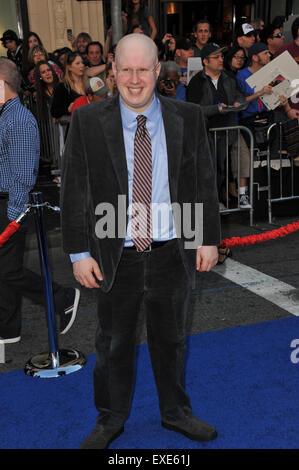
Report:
70,94,176,263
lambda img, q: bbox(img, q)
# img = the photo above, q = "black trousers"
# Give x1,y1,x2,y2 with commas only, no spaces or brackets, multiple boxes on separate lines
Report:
93,239,193,427
0,199,66,338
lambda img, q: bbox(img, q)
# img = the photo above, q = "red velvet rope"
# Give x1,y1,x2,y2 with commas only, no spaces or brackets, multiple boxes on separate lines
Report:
1,218,299,251
220,219,299,248
0,221,20,247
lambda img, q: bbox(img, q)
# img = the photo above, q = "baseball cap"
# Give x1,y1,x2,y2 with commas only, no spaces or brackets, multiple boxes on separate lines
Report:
0,29,19,44
84,77,108,97
175,36,193,51
201,43,226,61
235,23,255,38
248,42,269,60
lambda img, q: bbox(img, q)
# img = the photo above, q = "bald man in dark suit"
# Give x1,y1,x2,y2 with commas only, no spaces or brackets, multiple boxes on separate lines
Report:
61,33,220,449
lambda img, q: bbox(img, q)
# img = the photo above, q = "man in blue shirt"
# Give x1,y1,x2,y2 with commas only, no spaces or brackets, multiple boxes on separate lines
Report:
61,34,220,449
237,42,273,119
237,42,298,121
173,36,194,87
236,42,298,156
0,58,80,345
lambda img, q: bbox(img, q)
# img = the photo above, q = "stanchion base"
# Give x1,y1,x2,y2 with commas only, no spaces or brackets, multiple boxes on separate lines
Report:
24,348,87,378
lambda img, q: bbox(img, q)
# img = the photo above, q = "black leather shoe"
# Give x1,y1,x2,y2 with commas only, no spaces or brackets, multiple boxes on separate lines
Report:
80,423,124,449
161,415,217,442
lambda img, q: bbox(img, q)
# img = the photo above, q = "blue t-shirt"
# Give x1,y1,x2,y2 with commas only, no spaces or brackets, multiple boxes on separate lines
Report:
237,67,267,119
175,81,186,101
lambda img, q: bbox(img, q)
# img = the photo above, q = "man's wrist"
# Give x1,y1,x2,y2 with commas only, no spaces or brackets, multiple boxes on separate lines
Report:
70,252,91,263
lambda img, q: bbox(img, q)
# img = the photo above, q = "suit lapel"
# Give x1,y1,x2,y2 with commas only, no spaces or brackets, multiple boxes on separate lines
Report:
159,95,184,202
96,95,183,203
97,96,128,197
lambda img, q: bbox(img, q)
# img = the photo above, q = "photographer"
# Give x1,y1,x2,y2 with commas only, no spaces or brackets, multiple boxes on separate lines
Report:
158,61,186,101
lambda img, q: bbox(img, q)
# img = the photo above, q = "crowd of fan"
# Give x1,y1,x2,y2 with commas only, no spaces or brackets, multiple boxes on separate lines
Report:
1,0,299,208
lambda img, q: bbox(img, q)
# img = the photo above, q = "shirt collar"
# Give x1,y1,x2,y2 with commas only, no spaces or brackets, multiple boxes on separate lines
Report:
203,68,223,81
119,93,160,128
0,96,19,115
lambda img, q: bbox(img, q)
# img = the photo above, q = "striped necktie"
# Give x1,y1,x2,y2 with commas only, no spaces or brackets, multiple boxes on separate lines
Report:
131,114,153,251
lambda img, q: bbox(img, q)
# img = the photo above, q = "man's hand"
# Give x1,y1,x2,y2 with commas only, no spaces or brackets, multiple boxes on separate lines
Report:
218,103,227,112
68,34,76,51
162,33,173,44
73,257,103,288
68,102,74,113
196,246,219,272
162,80,176,97
287,108,299,119
279,94,288,106
179,76,187,86
259,85,272,95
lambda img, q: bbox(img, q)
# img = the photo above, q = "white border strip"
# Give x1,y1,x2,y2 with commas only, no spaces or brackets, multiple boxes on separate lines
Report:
213,258,299,316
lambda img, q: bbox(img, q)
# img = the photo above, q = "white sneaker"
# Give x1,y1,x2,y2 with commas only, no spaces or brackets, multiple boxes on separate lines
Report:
59,287,81,335
239,194,251,208
0,335,21,345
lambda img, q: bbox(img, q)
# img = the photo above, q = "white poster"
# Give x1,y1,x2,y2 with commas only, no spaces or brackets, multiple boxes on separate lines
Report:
187,57,202,85
246,51,299,110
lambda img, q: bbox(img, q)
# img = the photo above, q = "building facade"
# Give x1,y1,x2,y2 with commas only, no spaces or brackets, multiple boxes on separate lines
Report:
0,0,105,57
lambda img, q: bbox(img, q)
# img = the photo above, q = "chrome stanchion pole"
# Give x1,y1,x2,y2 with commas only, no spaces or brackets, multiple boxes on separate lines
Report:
24,192,86,378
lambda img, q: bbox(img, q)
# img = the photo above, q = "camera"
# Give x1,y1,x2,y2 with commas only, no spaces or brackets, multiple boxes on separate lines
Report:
164,79,174,89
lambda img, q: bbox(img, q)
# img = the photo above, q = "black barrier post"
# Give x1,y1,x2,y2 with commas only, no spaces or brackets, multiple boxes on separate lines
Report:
24,192,86,378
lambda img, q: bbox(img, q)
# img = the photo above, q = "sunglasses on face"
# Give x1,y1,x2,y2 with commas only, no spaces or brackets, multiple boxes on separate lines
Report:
271,32,284,38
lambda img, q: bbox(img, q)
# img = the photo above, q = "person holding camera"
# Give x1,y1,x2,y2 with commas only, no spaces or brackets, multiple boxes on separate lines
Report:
158,61,186,101
174,37,194,87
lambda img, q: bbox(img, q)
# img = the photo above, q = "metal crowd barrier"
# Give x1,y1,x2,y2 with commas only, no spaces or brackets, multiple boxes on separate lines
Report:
266,121,299,224
20,94,298,227
209,125,254,226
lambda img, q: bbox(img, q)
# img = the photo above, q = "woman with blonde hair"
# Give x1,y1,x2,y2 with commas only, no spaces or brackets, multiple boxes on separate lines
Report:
51,52,86,118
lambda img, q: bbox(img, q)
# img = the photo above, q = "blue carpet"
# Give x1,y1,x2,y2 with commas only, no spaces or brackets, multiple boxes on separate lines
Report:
1,316,299,449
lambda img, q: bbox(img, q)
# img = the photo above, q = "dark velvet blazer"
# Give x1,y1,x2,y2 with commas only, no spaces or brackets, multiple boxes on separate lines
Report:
61,94,221,292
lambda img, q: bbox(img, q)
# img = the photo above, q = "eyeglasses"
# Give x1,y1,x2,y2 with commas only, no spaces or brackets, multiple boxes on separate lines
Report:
209,54,224,60
233,55,246,60
271,32,284,38
33,52,44,57
117,63,159,77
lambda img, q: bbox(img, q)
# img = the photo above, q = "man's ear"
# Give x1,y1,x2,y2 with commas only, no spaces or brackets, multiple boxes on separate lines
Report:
112,61,117,77
155,62,161,80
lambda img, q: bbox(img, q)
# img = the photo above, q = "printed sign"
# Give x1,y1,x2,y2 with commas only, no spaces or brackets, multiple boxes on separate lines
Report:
246,51,299,110
187,57,203,85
